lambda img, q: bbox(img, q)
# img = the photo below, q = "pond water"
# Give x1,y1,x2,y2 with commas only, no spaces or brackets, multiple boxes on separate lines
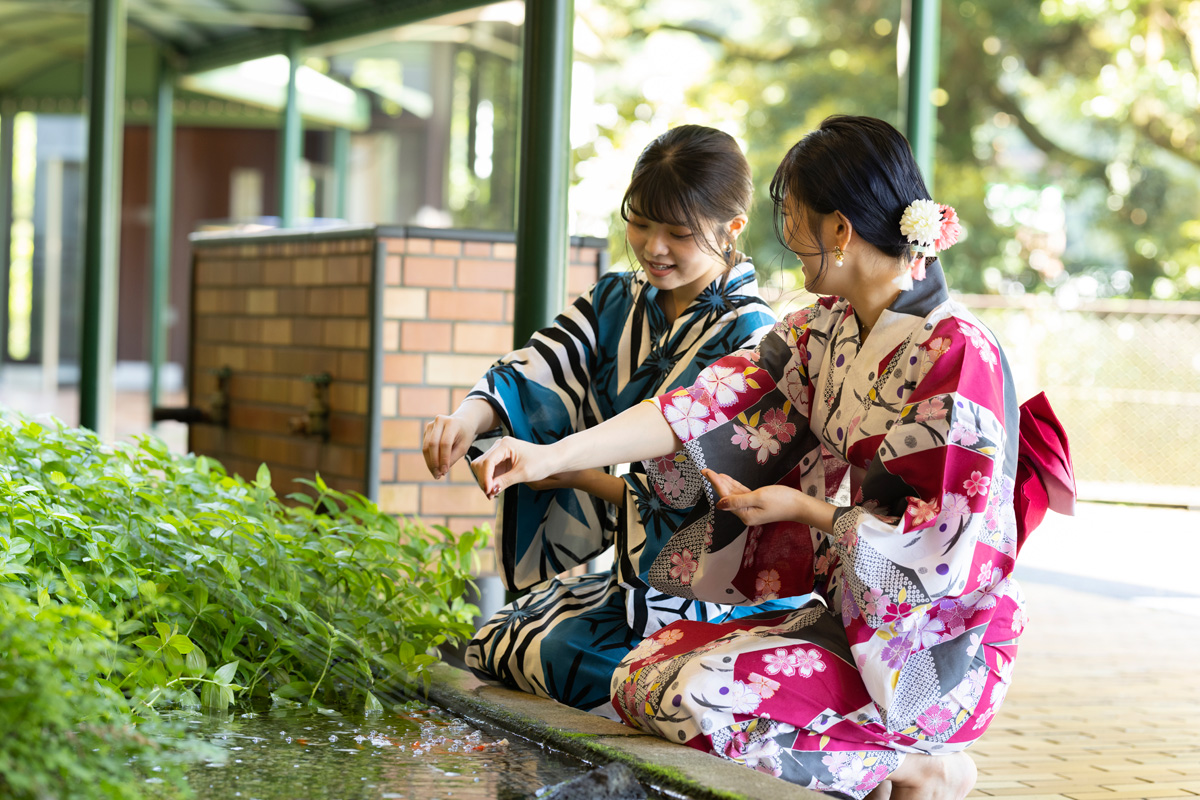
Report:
160,703,590,800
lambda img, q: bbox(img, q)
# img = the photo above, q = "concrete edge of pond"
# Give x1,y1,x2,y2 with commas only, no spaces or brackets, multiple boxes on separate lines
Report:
423,662,822,800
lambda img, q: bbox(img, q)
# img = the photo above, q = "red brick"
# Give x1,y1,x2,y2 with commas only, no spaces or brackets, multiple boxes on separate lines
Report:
428,290,505,322
453,322,513,354
244,347,277,374
401,321,452,352
396,451,431,481
432,239,461,256
236,261,263,286
569,265,597,296
328,413,367,443
386,254,402,285
245,289,277,315
504,293,515,322
306,288,337,315
493,242,516,260
383,320,401,350
294,258,325,285
405,238,432,254
325,256,360,284
423,354,495,387
384,288,427,319
420,484,495,516
383,354,423,384
329,382,368,415
293,321,325,347
339,351,368,382
451,388,474,408
378,451,396,483
340,287,368,317
323,319,360,348
380,385,398,416
261,319,293,345
321,444,366,480
398,386,451,418
457,259,514,290
463,241,492,257
262,260,291,285
385,237,406,255
379,485,419,514
404,256,456,288
381,419,421,449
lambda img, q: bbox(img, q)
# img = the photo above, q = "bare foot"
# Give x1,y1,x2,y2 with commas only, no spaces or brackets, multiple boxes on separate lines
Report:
865,779,893,800
888,752,976,800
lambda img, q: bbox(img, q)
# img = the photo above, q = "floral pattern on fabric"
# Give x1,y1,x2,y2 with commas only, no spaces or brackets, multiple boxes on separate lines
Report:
465,262,807,714
611,265,1026,798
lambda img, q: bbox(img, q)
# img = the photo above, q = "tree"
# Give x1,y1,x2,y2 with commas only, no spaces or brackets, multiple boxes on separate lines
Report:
575,0,1200,299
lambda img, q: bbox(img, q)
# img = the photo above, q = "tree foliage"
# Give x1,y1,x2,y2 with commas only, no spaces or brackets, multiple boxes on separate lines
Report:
578,0,1200,300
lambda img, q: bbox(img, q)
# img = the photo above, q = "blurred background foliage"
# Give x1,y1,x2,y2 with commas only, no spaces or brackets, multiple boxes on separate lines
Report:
566,0,1200,303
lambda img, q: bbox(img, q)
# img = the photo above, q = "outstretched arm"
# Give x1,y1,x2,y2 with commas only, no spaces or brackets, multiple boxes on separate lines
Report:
472,401,681,499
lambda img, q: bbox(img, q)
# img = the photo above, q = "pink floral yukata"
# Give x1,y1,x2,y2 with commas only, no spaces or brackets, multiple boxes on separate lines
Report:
609,265,1026,798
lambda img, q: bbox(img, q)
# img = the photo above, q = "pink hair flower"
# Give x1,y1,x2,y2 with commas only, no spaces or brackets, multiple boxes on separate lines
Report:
935,204,962,252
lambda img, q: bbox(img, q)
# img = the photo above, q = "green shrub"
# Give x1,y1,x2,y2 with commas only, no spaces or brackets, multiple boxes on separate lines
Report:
0,410,482,714
0,586,192,799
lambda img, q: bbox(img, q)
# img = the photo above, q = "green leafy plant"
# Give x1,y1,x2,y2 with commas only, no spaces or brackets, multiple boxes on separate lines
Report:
0,587,191,799
0,410,483,795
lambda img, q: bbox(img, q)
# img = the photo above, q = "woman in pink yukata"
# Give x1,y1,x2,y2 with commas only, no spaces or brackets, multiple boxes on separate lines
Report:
471,116,1030,800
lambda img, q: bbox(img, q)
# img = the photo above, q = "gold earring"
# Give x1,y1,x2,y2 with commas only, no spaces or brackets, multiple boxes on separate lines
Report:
833,246,845,267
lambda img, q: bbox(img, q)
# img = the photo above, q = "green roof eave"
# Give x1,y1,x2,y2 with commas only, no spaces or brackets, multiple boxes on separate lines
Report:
181,0,493,75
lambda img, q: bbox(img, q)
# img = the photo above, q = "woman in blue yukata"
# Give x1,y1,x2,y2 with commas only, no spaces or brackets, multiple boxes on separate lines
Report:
422,125,805,716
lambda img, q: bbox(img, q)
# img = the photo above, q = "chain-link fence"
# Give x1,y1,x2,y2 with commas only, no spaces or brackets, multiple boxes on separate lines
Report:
962,294,1200,506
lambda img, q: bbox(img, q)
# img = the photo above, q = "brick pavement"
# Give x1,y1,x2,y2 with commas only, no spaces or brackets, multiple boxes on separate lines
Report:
969,578,1200,799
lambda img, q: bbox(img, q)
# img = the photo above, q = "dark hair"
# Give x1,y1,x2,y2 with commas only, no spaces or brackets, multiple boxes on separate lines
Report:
621,125,753,266
769,115,933,285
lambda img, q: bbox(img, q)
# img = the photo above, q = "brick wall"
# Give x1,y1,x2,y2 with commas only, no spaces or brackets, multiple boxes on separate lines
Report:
188,228,606,574
189,236,376,497
376,235,603,571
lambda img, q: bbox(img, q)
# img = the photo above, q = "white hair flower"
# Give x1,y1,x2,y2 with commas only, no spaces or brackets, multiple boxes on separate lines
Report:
900,199,942,247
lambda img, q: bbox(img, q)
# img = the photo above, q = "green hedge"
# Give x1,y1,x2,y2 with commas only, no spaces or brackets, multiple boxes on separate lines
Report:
0,411,484,797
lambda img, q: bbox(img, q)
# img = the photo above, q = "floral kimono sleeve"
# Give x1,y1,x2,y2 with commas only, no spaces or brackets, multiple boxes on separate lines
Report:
640,304,837,605
830,315,1020,720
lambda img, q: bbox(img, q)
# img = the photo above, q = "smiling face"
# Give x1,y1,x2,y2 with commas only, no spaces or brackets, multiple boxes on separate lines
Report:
625,212,731,295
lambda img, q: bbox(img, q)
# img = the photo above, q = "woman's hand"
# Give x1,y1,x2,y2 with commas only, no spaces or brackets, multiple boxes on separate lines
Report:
422,415,476,479
525,471,583,492
703,469,819,528
422,400,498,479
471,437,562,499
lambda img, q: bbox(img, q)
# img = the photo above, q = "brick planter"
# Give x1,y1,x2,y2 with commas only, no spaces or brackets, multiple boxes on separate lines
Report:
188,226,607,569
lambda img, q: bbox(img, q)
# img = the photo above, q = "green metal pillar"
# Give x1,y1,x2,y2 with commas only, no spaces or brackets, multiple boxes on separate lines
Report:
332,126,350,220
80,0,126,435
904,0,941,191
278,32,302,228
149,54,175,418
512,0,574,347
0,111,12,367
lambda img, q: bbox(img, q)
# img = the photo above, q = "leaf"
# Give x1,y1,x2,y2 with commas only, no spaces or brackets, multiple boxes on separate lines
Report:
746,378,760,389
747,410,760,428
214,660,240,685
168,634,196,654
185,647,208,678
255,463,272,488
132,635,162,652
153,622,173,641
364,692,384,714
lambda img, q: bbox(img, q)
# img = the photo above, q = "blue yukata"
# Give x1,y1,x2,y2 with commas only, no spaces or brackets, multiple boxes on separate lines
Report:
463,261,806,717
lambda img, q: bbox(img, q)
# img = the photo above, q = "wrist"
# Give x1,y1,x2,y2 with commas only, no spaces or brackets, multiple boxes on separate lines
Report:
452,398,493,436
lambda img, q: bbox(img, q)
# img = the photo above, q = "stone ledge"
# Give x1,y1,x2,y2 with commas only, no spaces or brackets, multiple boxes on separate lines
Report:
425,662,822,800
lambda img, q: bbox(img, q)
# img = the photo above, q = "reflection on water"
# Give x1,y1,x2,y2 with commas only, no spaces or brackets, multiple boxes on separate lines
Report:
167,703,586,800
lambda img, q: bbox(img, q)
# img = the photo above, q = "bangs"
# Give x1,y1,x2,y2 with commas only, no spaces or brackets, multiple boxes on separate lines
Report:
621,165,702,232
